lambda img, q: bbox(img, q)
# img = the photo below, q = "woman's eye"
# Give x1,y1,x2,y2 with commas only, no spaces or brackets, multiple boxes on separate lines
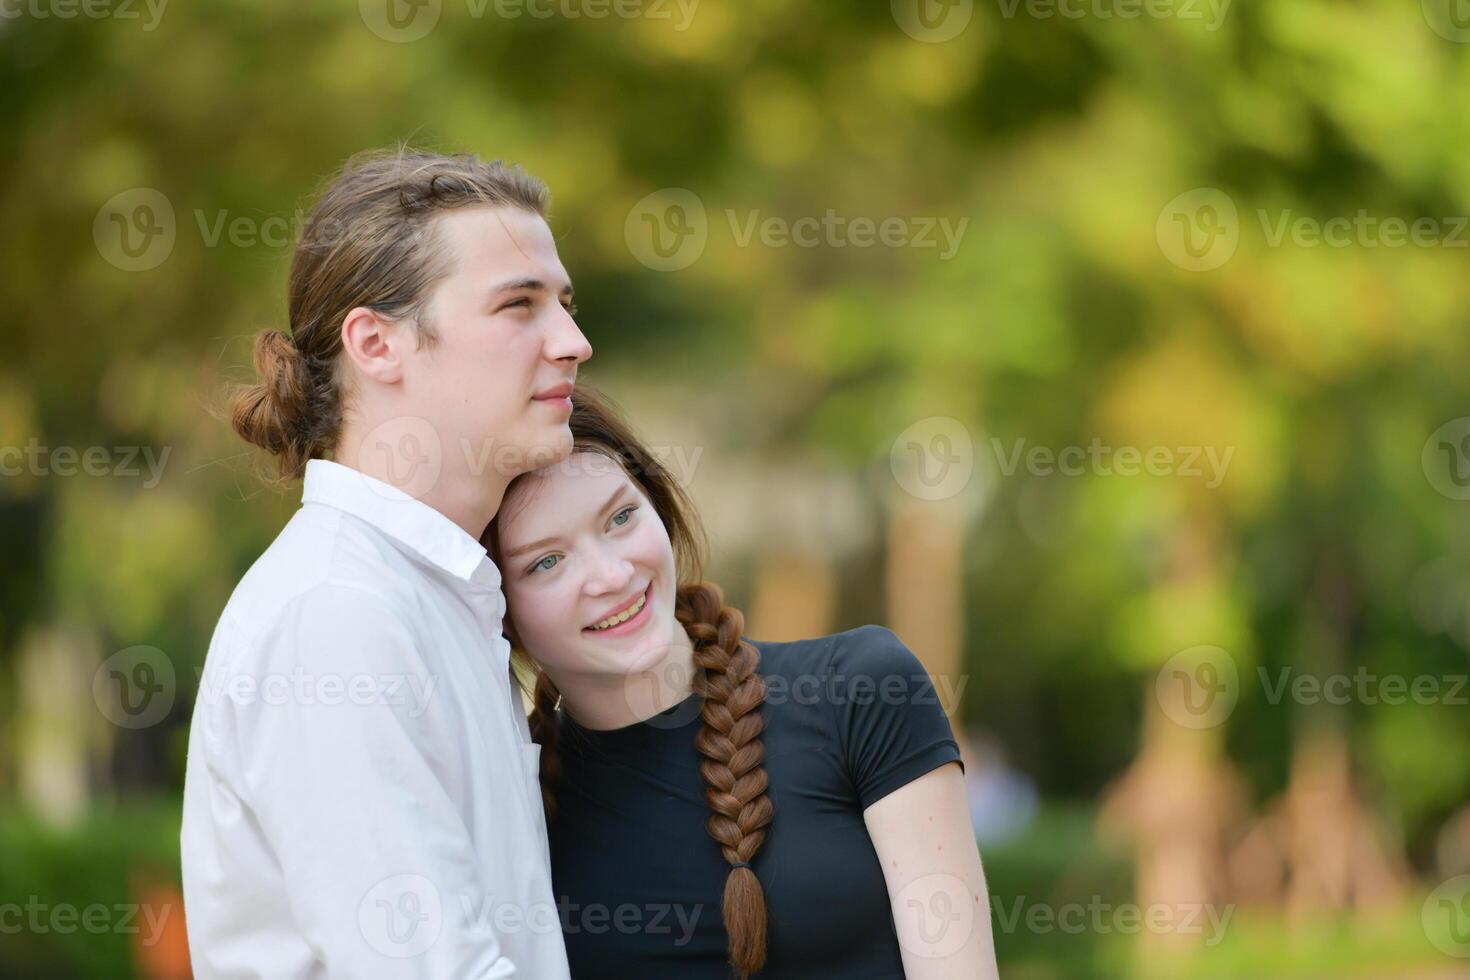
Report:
611,505,636,527
530,554,559,574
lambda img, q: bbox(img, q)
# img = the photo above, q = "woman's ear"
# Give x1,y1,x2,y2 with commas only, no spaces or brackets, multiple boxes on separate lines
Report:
502,614,523,651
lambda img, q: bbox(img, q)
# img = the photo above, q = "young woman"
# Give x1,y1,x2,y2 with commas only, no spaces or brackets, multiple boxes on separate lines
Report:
483,387,999,979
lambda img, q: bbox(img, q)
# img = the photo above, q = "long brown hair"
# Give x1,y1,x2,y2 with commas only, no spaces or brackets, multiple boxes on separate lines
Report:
483,386,775,978
230,144,550,479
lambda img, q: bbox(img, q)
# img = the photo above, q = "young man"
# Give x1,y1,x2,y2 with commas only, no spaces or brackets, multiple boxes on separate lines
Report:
180,149,591,978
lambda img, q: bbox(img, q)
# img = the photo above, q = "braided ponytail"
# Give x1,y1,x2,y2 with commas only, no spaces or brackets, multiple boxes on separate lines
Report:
677,581,773,978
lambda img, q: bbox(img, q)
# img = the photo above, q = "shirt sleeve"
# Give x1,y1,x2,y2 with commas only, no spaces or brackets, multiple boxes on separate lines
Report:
205,583,521,979
826,625,965,811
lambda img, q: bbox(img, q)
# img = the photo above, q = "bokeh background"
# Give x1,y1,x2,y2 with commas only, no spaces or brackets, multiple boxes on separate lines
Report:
5,0,1470,976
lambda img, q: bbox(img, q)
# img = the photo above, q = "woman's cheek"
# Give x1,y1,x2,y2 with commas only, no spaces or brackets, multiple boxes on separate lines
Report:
529,583,578,652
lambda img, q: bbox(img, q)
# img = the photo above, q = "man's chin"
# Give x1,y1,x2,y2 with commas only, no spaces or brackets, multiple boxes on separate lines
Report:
539,425,575,465
503,424,574,476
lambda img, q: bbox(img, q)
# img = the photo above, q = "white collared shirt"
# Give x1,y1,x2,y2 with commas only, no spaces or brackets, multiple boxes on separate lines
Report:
181,459,569,979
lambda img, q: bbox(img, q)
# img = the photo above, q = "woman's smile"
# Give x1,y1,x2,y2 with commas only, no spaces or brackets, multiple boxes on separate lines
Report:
582,582,653,637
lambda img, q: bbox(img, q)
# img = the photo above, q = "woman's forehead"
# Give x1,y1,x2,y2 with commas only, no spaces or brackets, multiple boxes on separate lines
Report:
503,452,632,528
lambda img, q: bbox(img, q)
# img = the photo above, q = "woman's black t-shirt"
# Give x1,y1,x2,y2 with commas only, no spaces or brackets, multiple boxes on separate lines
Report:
546,625,965,978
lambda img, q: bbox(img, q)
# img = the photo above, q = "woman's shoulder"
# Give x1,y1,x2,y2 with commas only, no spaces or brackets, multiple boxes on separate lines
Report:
749,626,962,807
750,624,924,683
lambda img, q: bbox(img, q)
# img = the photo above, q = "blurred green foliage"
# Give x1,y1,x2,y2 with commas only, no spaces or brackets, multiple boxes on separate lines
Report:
3,0,1470,975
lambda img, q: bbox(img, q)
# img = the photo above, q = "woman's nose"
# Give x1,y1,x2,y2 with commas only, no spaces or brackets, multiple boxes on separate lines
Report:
586,553,634,596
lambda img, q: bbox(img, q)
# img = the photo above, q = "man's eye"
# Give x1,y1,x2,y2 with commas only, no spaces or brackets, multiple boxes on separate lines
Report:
563,302,579,317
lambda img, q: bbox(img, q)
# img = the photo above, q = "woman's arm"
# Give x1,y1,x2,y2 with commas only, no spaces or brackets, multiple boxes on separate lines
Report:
864,761,1000,979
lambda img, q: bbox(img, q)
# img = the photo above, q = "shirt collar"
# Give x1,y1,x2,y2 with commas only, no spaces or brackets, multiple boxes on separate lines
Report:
301,458,502,590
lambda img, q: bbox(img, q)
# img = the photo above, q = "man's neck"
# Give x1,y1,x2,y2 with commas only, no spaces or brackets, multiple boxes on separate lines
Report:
334,422,510,540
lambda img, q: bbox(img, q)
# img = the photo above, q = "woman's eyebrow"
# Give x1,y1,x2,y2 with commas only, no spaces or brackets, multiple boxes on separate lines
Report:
501,486,627,560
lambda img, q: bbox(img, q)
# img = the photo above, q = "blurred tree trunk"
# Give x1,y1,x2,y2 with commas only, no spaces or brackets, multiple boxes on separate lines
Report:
749,549,836,642
1281,558,1409,919
886,494,971,757
1099,514,1246,976
16,626,97,828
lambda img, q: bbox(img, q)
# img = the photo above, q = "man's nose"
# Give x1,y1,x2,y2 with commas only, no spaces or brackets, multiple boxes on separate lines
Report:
547,309,592,365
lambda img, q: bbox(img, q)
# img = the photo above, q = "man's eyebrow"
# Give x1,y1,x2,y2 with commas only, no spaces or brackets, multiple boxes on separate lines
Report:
486,276,575,300
502,485,628,561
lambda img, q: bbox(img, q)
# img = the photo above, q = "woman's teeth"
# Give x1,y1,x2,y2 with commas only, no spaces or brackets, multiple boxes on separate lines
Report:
588,590,646,631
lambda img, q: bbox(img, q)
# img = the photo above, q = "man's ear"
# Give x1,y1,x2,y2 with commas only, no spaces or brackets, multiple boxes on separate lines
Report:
340,306,406,385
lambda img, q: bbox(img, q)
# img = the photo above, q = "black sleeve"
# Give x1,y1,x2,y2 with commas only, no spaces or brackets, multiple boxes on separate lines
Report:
825,625,965,810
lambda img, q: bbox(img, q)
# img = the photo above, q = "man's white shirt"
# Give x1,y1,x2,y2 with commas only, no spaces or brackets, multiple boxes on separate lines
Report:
180,458,570,979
